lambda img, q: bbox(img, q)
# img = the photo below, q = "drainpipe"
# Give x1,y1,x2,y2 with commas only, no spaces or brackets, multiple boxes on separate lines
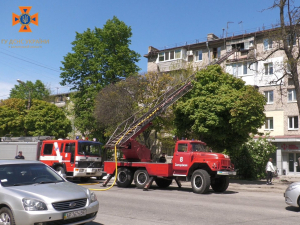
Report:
206,41,210,64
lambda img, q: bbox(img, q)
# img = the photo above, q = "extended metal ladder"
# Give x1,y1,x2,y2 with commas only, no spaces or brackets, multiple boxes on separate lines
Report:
105,50,236,148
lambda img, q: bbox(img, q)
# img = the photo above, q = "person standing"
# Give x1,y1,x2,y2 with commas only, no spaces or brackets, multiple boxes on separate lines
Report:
266,158,275,185
15,151,25,159
158,153,166,163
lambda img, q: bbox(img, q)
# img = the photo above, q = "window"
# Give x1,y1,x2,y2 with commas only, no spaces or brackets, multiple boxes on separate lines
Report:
287,34,296,46
265,117,274,130
226,62,255,77
288,78,294,86
175,50,181,59
165,51,169,60
288,116,299,130
170,51,174,60
265,91,274,104
178,144,188,152
288,89,297,102
195,50,202,61
159,52,164,62
264,38,273,50
43,144,53,155
264,63,273,75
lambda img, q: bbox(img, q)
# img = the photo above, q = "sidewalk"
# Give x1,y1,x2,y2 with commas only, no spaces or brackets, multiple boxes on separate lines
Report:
227,176,300,193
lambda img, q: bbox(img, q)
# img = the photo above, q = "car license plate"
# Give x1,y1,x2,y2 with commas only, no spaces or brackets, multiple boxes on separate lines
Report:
87,168,95,173
63,209,86,220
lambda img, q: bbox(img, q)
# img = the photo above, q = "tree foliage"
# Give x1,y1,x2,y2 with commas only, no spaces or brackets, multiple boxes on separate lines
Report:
60,16,140,139
0,98,71,137
229,135,277,179
9,80,50,100
173,65,266,153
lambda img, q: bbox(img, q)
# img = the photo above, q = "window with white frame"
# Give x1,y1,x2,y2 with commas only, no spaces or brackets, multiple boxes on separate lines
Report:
265,117,274,130
226,62,255,77
158,50,181,62
288,89,297,102
195,50,202,61
288,116,299,130
264,63,273,75
264,91,274,104
159,52,164,62
175,50,181,59
264,38,273,50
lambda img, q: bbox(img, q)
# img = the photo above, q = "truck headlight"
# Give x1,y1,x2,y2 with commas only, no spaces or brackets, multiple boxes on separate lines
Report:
22,198,47,211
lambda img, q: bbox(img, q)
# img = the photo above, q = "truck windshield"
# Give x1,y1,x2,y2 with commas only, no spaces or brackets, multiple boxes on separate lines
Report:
191,143,206,152
78,142,101,156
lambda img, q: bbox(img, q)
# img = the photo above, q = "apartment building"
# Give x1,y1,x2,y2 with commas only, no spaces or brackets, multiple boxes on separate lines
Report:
144,28,300,176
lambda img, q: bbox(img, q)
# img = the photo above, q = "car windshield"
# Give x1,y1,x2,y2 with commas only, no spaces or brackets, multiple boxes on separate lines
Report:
191,143,206,152
78,142,101,156
0,163,64,187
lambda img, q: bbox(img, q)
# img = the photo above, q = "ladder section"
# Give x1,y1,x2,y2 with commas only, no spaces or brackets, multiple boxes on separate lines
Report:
105,50,236,148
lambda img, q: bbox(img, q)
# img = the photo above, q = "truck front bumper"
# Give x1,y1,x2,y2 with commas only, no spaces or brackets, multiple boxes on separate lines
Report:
217,171,236,175
73,168,103,177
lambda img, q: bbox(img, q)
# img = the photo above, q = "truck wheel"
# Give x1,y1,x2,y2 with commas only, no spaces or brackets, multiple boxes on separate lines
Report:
0,207,15,225
134,170,149,189
211,176,229,192
117,167,133,188
155,178,172,188
191,169,210,194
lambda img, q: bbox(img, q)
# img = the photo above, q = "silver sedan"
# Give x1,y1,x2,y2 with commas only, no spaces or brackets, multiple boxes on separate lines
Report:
0,160,99,225
284,182,300,207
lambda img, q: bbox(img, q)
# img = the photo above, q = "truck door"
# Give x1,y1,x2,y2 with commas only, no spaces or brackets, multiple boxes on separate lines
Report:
172,143,191,176
64,143,76,172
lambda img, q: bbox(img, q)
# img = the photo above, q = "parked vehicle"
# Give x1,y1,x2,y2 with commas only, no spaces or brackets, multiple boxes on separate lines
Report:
103,52,236,194
0,136,103,182
0,160,99,225
284,182,300,207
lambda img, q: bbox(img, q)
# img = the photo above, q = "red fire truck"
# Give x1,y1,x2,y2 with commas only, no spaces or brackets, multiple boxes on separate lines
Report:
0,136,103,182
102,52,237,194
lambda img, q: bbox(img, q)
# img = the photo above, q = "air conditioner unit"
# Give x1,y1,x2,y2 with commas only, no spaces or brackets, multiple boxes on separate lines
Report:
66,97,70,100
187,50,193,56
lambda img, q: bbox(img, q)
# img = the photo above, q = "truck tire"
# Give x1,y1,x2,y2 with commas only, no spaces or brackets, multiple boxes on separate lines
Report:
117,167,133,188
134,170,149,189
155,178,172,188
211,176,229,192
191,169,211,194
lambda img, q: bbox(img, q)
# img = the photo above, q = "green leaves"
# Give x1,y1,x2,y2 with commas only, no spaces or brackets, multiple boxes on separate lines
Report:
174,65,266,153
9,80,50,100
0,99,72,138
59,17,141,140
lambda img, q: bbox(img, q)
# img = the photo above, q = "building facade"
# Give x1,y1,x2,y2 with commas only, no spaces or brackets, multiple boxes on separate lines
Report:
144,28,300,176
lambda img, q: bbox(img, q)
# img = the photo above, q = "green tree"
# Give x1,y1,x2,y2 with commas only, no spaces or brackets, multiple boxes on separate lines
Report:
229,135,277,179
0,98,71,137
173,65,266,154
60,16,140,139
9,80,50,101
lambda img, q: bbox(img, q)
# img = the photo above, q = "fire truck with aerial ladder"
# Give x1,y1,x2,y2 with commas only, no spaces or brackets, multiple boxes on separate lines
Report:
101,50,237,194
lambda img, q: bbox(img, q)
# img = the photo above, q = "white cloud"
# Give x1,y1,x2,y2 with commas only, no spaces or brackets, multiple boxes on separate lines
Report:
0,82,14,100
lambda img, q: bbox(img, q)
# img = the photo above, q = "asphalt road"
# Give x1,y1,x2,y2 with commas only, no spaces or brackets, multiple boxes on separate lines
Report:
80,179,300,225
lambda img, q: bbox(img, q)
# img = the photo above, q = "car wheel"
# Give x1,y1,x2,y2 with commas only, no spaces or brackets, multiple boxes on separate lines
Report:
134,170,149,189
0,207,15,225
116,167,133,188
211,176,229,192
155,178,172,188
191,169,210,194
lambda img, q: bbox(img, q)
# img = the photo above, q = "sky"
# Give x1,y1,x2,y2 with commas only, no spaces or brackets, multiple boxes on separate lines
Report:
0,0,289,99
